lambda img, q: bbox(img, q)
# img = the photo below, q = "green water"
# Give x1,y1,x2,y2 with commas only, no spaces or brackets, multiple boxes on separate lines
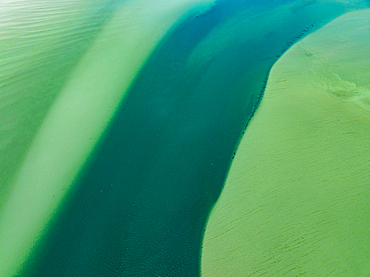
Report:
202,10,370,275
0,1,113,204
1,0,368,276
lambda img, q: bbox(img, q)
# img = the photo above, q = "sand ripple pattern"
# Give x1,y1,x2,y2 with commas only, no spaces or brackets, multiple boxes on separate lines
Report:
0,1,111,194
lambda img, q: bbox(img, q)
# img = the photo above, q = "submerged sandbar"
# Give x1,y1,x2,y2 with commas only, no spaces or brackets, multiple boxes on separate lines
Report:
202,9,370,276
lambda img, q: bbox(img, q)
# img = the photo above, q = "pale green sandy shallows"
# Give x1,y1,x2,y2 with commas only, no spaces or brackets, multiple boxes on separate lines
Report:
0,1,216,276
202,9,370,276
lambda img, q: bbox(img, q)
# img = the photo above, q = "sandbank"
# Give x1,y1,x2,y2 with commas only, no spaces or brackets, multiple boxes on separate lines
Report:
202,9,370,276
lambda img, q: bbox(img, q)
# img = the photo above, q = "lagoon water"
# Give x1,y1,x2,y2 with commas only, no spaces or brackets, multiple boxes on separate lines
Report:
1,0,369,276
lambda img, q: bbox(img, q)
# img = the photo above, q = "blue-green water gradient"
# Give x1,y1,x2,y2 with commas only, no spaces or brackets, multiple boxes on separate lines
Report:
22,0,366,276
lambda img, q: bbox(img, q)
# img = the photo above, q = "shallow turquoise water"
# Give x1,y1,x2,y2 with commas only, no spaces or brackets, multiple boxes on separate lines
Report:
5,0,367,276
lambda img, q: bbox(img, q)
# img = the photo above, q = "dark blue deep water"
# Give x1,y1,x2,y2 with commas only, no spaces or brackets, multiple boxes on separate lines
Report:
22,0,363,276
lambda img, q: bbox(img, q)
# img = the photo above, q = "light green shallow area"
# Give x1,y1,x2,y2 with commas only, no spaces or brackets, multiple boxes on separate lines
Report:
0,0,108,202
0,0,216,276
202,9,370,276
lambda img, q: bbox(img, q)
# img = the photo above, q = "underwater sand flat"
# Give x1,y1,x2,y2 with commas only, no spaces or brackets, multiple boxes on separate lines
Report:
0,0,111,201
0,1,216,276
22,1,367,275
202,9,370,276
2,1,369,276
